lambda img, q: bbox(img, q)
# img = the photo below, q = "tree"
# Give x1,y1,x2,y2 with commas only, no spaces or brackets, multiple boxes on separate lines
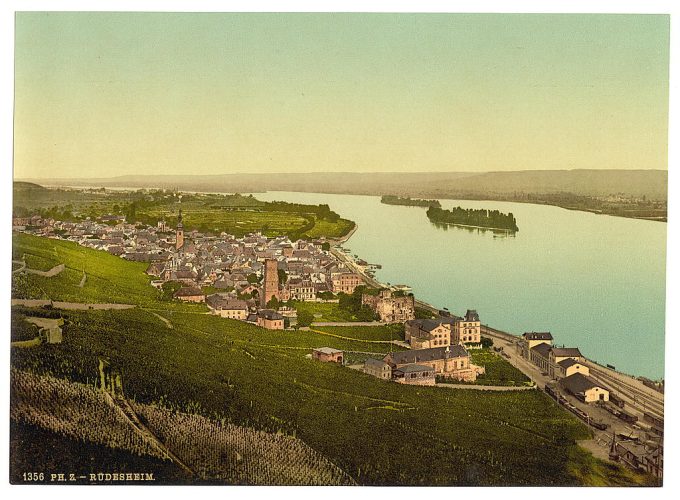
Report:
321,242,331,251
247,273,260,284
267,296,280,309
277,269,288,284
297,310,314,327
161,281,182,301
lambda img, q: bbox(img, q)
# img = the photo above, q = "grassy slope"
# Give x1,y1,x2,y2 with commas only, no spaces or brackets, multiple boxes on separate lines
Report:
294,301,368,322
10,233,650,486
12,232,205,312
312,324,406,342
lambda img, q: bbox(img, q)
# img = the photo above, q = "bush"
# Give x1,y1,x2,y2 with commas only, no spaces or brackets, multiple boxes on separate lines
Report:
297,310,314,327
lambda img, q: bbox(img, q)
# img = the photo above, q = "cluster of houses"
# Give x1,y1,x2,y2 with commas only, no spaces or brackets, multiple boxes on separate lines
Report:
319,302,486,386
13,212,366,329
518,331,609,403
313,342,483,387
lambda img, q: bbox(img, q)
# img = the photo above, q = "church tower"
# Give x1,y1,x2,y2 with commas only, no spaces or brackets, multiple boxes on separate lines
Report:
176,208,184,250
261,259,279,307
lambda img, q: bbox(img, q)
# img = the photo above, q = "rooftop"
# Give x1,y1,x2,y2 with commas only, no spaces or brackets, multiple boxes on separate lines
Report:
523,331,553,341
560,372,607,395
173,286,204,297
395,364,434,374
387,345,468,365
551,347,583,358
364,358,390,369
464,309,479,321
557,358,582,369
314,347,343,355
530,342,552,358
258,309,284,321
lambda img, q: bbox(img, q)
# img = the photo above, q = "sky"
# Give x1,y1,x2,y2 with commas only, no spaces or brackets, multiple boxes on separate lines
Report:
13,12,670,179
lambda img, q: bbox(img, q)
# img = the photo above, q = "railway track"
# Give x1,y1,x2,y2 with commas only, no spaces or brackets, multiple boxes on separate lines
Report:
586,364,664,417
479,326,664,419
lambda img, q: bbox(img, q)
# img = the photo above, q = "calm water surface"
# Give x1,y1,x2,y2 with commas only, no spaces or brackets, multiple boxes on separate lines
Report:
254,191,666,379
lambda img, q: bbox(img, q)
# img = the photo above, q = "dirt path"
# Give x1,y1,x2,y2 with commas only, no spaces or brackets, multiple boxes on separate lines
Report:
437,383,535,391
25,263,65,277
311,321,386,327
147,310,173,329
11,299,135,310
12,260,26,274
309,327,407,348
105,393,194,477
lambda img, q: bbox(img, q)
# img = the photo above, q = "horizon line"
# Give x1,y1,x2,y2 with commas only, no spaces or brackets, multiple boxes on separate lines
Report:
15,167,669,182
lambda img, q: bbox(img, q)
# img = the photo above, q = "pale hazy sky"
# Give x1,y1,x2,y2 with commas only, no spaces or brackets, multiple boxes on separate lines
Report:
14,13,669,179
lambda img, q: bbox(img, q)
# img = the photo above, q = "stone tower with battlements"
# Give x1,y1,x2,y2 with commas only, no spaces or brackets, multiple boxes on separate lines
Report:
261,259,279,307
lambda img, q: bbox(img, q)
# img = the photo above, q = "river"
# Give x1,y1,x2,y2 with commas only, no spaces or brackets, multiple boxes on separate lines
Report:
253,191,666,380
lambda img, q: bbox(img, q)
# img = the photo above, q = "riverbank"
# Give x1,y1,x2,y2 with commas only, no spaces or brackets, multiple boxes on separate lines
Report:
335,227,663,389
330,221,358,244
277,189,667,223
29,185,663,378
36,181,666,223
428,220,518,233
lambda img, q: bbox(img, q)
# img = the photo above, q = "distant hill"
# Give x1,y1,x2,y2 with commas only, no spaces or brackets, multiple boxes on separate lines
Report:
13,181,47,192
18,169,668,201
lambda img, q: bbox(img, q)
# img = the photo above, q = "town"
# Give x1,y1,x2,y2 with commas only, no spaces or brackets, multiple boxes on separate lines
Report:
11,205,664,482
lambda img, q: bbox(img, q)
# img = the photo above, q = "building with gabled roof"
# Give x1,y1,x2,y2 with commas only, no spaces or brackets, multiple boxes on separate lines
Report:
529,342,552,373
206,294,249,320
384,345,478,382
256,309,284,330
555,358,590,379
549,347,583,378
364,358,392,380
312,347,343,364
393,364,436,386
519,331,553,358
405,318,453,349
560,372,609,403
173,286,205,303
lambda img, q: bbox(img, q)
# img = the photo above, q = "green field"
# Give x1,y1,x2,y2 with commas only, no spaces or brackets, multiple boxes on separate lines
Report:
303,218,354,239
293,301,368,323
140,203,309,237
312,324,405,342
10,233,652,486
470,350,532,387
12,233,205,312
13,183,354,240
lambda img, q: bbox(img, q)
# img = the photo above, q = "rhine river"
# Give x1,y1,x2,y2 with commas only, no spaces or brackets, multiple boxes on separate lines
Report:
254,191,667,380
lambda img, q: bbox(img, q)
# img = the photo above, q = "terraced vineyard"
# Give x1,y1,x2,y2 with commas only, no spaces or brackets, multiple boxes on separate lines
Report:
12,232,204,312
11,369,355,485
133,403,354,485
10,369,167,460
